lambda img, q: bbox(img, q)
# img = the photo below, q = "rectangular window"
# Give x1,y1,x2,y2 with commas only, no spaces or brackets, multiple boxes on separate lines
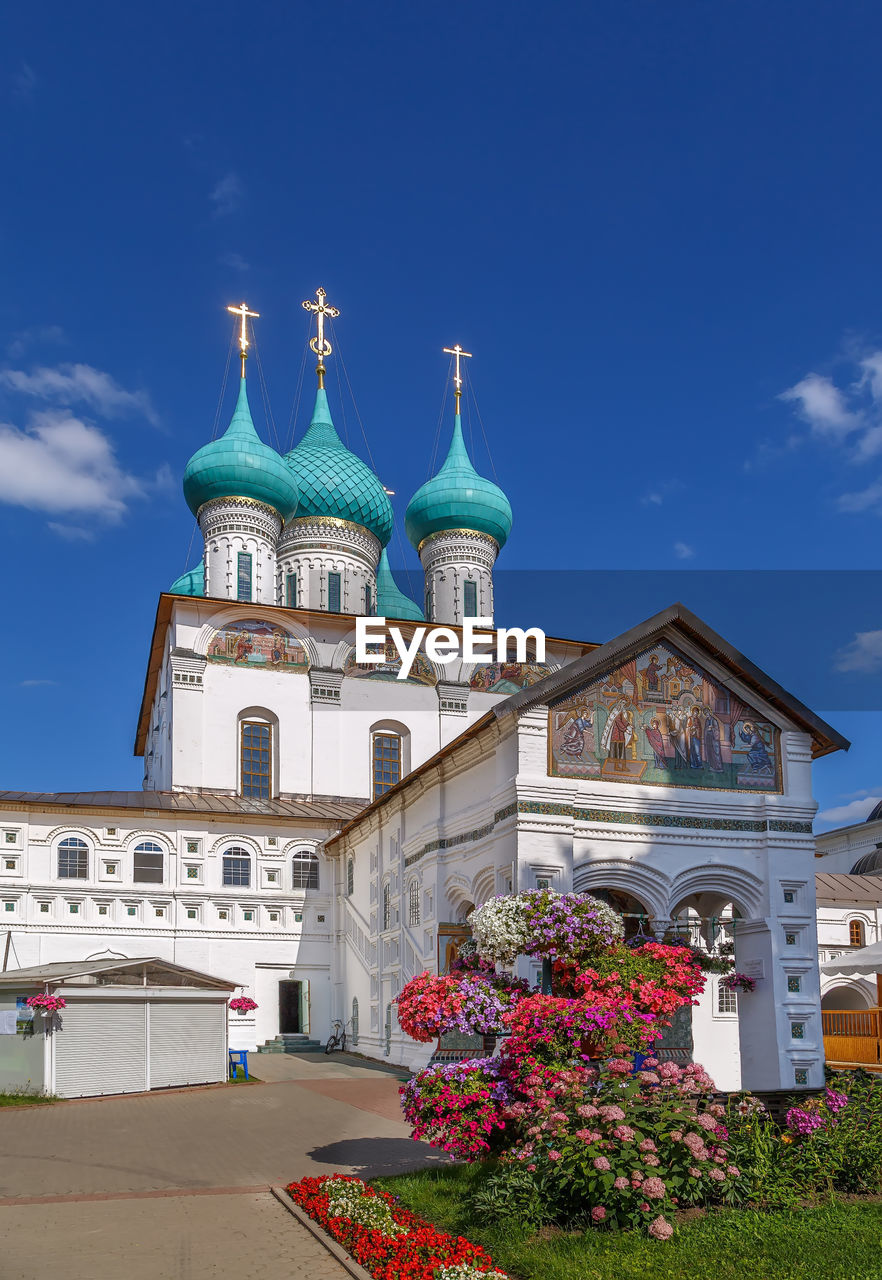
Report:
328,571,341,613
365,583,372,616
133,849,163,884
463,579,477,617
372,734,401,799
286,572,297,608
237,552,253,602
241,721,272,799
716,981,737,1015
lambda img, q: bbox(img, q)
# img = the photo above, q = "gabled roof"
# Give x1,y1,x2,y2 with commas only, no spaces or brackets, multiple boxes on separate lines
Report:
327,601,849,852
496,602,849,760
0,957,236,989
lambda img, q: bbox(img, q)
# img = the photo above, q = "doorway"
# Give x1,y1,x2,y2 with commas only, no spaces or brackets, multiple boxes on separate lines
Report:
278,980,302,1033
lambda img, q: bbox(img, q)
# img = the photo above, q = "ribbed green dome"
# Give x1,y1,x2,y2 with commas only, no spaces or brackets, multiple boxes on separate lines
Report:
169,564,204,597
405,415,512,551
375,549,424,621
183,379,300,520
284,388,393,546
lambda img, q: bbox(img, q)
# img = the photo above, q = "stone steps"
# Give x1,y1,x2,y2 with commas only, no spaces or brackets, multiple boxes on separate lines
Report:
256,1033,325,1054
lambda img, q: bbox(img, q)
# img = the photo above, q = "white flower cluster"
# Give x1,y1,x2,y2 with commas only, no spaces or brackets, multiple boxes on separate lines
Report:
436,1266,508,1280
467,894,535,963
324,1178,405,1236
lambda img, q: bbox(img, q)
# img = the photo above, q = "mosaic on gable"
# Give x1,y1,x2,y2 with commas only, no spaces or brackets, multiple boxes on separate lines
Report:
548,642,780,792
206,620,309,673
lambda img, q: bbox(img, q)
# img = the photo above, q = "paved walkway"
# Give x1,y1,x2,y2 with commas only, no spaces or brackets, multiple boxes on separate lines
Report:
0,1053,446,1279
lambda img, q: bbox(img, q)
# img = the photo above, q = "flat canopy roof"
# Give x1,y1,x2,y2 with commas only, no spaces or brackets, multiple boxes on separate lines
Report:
0,957,236,990
0,789,366,824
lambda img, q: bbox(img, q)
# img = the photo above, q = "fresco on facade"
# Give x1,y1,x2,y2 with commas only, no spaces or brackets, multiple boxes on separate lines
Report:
206,620,310,672
548,642,780,792
469,662,554,694
344,641,437,686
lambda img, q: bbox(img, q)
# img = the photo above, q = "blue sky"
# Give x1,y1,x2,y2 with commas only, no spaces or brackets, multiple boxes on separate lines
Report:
2,2,881,828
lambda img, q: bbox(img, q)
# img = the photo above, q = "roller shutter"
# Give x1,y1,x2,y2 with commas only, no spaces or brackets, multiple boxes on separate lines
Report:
148,1001,227,1088
54,1001,147,1098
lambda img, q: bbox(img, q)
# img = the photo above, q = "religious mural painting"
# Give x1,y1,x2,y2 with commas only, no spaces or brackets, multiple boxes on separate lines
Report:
344,641,437,686
206,620,310,672
469,661,555,694
548,642,780,792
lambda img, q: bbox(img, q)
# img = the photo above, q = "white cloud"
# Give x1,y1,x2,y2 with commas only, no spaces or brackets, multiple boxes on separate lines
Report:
0,410,143,520
20,679,57,688
0,363,158,425
220,251,250,272
834,629,882,673
210,172,243,217
837,481,882,514
673,541,695,560
779,373,861,439
47,522,96,542
11,62,37,104
6,325,66,361
816,797,881,827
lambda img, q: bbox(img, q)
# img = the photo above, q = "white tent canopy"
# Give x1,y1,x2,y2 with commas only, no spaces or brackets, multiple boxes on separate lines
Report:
821,941,882,975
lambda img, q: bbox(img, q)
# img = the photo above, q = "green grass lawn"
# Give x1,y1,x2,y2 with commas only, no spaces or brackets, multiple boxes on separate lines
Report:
374,1165,882,1280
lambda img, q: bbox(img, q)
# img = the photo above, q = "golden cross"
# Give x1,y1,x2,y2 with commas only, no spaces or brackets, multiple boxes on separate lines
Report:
302,287,341,386
443,344,472,412
227,302,260,376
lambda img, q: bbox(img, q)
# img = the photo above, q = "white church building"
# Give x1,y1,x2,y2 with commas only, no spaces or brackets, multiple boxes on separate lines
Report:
0,292,848,1094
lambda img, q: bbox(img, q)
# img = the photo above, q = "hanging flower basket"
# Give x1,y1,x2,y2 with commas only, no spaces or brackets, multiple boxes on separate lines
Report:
26,994,66,1015
720,972,756,993
229,997,258,1014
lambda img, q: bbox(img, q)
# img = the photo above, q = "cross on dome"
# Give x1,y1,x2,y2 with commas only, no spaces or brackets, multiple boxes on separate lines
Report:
302,287,340,388
226,302,259,377
443,343,472,412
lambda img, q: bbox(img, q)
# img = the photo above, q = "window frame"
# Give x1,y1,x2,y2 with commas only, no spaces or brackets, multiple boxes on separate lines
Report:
57,836,89,880
408,879,420,927
285,572,297,608
850,918,866,948
132,840,164,885
240,720,272,799
382,880,391,932
328,571,342,613
291,849,319,891
463,578,478,617
222,847,252,888
237,551,253,602
372,732,402,799
346,857,354,897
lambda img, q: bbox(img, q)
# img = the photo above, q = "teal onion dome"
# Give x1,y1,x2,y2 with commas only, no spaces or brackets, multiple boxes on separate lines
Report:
405,415,512,551
183,378,300,520
169,564,204,597
284,388,393,546
375,549,424,621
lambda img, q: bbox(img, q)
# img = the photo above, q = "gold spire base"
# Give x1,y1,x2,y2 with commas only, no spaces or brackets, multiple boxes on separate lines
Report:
316,362,326,389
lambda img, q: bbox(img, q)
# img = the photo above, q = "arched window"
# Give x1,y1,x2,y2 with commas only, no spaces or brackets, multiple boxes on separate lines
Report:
223,847,251,887
240,721,272,799
850,919,866,948
58,837,88,879
372,732,401,799
292,850,319,890
408,879,420,927
382,880,391,931
346,858,354,897
133,840,164,884
351,997,359,1046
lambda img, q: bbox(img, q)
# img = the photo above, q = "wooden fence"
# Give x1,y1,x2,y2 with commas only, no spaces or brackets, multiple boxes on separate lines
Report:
822,1007,882,1065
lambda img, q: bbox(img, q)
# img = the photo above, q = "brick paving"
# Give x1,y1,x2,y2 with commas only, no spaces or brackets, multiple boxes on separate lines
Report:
0,1055,445,1279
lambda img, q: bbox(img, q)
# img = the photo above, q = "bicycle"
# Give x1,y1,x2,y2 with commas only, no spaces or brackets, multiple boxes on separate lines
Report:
325,1018,347,1054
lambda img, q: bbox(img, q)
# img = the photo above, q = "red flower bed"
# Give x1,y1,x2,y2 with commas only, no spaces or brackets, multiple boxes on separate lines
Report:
286,1174,506,1278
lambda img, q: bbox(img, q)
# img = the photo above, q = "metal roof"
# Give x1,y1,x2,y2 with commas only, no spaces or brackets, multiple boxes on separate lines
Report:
815,873,882,904
0,957,236,989
0,789,366,823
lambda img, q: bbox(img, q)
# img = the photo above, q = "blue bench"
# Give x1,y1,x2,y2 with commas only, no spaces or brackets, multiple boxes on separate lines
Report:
228,1048,249,1080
